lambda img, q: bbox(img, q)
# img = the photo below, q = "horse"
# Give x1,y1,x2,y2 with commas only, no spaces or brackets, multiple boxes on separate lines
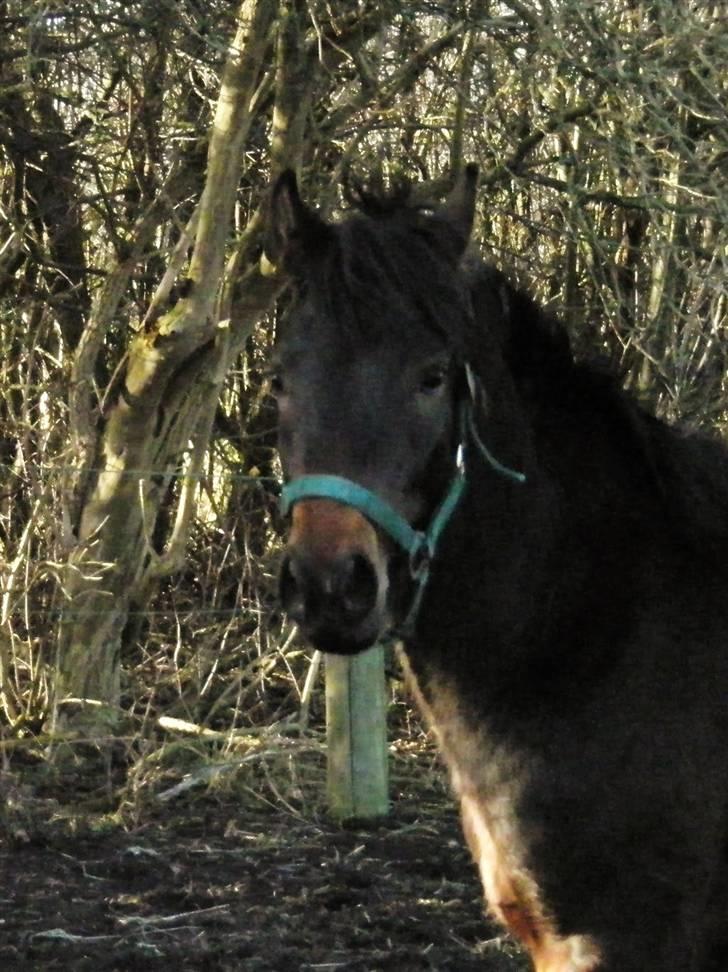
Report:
264,164,728,972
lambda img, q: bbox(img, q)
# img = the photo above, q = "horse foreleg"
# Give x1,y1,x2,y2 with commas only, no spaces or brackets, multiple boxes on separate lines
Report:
459,793,601,972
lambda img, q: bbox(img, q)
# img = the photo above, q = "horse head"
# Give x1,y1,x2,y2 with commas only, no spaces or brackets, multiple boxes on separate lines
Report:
265,167,480,654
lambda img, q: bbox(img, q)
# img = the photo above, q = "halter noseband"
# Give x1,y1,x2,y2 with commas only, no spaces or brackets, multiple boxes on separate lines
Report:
279,366,525,636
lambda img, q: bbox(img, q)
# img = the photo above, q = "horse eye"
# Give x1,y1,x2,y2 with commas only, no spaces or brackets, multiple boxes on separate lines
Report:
268,372,285,395
419,367,447,395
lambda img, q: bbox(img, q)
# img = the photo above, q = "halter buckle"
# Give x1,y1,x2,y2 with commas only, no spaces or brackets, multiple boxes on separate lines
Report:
409,534,433,581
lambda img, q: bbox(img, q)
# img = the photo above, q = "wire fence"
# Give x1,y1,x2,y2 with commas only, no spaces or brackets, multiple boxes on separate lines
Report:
0,461,281,487
0,449,298,732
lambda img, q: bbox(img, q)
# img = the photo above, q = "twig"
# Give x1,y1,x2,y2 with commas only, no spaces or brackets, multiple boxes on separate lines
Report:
116,904,230,928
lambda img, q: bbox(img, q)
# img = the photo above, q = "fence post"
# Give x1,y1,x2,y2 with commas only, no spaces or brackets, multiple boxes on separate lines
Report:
325,644,389,821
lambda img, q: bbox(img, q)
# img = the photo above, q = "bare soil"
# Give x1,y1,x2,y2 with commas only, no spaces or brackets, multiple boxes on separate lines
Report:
0,749,528,972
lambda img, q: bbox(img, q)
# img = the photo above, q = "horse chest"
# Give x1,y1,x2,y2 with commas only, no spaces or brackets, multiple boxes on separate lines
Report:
401,656,601,972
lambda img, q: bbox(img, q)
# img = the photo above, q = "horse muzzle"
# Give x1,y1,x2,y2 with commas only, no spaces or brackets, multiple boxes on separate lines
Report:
279,498,390,654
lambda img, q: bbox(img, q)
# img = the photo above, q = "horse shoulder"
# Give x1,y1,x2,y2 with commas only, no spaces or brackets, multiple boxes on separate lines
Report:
398,648,601,972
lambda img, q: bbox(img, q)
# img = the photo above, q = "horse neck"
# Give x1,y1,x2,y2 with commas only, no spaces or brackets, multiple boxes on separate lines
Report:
410,322,617,704
411,346,659,715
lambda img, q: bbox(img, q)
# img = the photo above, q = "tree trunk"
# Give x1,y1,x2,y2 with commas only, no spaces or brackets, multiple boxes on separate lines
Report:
53,0,279,740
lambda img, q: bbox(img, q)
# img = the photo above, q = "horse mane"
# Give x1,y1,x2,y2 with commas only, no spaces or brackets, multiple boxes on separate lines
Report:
470,263,728,546
310,180,471,347
342,172,419,218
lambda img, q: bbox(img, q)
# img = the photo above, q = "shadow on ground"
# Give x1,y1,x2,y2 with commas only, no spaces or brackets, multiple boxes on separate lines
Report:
1,761,528,972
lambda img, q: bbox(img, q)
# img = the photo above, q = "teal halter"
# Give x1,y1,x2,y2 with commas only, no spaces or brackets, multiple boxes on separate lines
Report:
280,458,467,583
279,372,525,635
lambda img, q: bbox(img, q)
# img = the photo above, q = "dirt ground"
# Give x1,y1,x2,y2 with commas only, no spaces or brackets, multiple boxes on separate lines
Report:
0,748,528,972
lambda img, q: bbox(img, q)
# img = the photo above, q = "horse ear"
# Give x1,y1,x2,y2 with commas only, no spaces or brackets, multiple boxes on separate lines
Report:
441,163,479,253
263,170,332,275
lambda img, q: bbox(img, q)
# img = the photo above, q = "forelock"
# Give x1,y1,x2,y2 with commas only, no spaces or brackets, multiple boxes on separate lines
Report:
302,205,471,352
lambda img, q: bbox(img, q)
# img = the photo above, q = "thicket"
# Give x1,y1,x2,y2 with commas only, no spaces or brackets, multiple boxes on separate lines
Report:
0,0,726,814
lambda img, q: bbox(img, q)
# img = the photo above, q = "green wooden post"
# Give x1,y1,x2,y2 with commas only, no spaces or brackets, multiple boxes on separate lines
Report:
325,644,389,821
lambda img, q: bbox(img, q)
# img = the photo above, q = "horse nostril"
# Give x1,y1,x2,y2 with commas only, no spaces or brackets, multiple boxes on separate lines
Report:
279,550,379,629
338,552,378,623
279,554,307,624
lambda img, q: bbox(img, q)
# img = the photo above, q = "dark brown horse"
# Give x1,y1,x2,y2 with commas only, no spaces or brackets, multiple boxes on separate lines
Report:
265,165,728,972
